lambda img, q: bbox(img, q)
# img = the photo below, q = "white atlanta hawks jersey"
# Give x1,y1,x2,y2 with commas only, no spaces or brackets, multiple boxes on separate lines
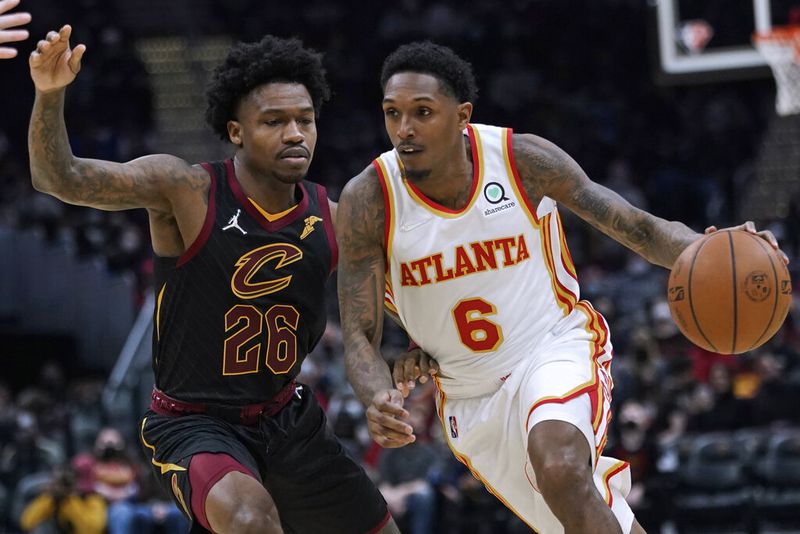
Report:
377,123,606,399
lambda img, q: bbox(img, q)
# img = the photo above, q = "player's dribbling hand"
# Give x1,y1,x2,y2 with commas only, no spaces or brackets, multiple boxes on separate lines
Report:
705,220,789,264
29,25,86,93
392,347,440,398
366,389,415,448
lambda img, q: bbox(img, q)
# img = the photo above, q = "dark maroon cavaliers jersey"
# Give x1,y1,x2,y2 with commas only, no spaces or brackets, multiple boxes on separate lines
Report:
152,159,337,404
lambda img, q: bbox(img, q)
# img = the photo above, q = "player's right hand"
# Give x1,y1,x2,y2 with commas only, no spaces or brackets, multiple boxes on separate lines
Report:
393,347,440,398
366,389,415,448
29,25,86,93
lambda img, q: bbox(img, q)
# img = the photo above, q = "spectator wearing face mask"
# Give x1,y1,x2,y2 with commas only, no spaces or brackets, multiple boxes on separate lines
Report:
19,464,107,534
72,428,186,534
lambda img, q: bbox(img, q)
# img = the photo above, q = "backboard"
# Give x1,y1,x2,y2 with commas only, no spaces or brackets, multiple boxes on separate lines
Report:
650,0,797,84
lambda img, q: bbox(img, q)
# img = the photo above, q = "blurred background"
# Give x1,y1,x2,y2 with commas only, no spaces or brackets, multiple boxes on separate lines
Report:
0,0,798,533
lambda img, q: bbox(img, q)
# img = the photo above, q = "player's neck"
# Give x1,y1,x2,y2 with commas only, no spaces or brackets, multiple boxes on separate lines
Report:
413,136,473,210
233,155,298,213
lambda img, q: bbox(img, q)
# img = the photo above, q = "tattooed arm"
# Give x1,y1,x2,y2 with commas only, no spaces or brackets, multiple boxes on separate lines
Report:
28,25,204,214
28,25,209,257
337,166,392,401
331,197,407,329
512,133,700,268
337,165,414,448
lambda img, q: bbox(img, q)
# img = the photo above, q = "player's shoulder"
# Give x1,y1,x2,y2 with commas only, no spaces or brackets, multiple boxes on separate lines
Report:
337,163,386,237
510,131,554,154
340,163,383,204
509,132,573,178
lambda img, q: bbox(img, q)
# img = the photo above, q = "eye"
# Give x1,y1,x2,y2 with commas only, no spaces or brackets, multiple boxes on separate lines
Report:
418,108,431,116
384,108,398,118
264,119,281,126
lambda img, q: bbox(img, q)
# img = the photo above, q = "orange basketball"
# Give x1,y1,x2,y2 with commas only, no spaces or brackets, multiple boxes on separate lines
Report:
667,230,792,354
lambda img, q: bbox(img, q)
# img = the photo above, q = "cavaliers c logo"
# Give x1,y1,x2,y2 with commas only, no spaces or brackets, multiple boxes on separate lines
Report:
231,243,303,299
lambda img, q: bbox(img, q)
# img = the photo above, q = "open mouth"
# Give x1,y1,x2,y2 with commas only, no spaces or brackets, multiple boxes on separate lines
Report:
398,145,423,155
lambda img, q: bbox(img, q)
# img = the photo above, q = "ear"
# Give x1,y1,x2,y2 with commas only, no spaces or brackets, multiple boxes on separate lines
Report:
456,102,473,129
227,120,243,146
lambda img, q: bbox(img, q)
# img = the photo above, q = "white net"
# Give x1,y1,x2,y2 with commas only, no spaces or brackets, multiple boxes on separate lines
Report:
754,26,800,116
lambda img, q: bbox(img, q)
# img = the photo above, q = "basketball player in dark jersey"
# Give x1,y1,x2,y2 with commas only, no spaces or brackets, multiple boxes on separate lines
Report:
28,25,399,534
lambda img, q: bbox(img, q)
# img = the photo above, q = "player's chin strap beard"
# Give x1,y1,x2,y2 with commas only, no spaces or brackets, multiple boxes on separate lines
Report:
404,168,432,183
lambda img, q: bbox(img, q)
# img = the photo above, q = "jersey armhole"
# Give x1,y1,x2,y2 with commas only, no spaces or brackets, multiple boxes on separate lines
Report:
316,184,338,273
176,163,217,267
504,128,541,225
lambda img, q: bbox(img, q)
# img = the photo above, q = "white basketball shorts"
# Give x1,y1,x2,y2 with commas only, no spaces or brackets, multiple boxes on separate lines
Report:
434,303,634,533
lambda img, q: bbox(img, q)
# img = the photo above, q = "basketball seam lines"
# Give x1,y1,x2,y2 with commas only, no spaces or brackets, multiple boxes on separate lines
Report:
687,237,718,352
728,231,738,354
748,233,779,348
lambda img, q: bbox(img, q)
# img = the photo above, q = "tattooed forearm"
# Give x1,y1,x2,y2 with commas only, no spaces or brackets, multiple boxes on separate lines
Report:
28,90,73,195
513,133,701,268
344,333,394,406
28,89,203,212
572,187,611,221
337,167,395,406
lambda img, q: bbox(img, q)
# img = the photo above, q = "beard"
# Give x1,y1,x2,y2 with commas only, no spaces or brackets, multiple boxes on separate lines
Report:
274,169,308,184
404,168,431,183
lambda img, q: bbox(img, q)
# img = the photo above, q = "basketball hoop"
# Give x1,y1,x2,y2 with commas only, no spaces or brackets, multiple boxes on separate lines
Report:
753,25,800,116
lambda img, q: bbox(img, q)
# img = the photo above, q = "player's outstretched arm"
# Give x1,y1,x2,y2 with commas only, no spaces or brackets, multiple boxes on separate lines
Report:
28,25,203,213
0,0,30,59
511,133,702,269
337,166,415,448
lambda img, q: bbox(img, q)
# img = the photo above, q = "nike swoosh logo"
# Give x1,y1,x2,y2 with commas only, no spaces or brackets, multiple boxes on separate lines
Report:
400,218,432,232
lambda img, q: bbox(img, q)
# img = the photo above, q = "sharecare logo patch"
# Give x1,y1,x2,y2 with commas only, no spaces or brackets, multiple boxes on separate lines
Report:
483,181,515,216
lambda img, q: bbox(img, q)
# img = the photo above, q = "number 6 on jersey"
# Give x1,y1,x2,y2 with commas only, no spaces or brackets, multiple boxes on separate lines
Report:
452,297,504,352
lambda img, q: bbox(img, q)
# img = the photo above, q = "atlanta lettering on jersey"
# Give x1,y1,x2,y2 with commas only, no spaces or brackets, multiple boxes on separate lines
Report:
400,234,530,287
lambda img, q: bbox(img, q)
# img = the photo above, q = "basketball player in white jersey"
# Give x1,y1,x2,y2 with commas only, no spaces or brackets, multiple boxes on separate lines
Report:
336,42,784,534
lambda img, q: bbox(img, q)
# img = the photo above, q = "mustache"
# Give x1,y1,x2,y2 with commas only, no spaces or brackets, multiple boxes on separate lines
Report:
278,146,311,158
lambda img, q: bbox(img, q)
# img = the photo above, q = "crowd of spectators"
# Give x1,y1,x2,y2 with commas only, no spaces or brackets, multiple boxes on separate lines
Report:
0,0,798,532
0,362,186,533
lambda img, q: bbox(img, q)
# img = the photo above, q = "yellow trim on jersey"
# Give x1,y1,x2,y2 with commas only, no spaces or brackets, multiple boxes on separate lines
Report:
555,211,578,280
156,283,167,341
601,460,629,506
384,273,398,314
545,213,578,309
140,418,187,475
591,380,605,432
384,298,398,315
503,129,539,229
503,129,574,317
538,215,572,315
399,126,485,218
434,378,540,533
247,198,296,222
374,157,395,268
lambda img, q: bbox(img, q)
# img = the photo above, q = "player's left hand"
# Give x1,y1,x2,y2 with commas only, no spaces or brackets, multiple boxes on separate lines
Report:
705,221,789,264
393,347,440,398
